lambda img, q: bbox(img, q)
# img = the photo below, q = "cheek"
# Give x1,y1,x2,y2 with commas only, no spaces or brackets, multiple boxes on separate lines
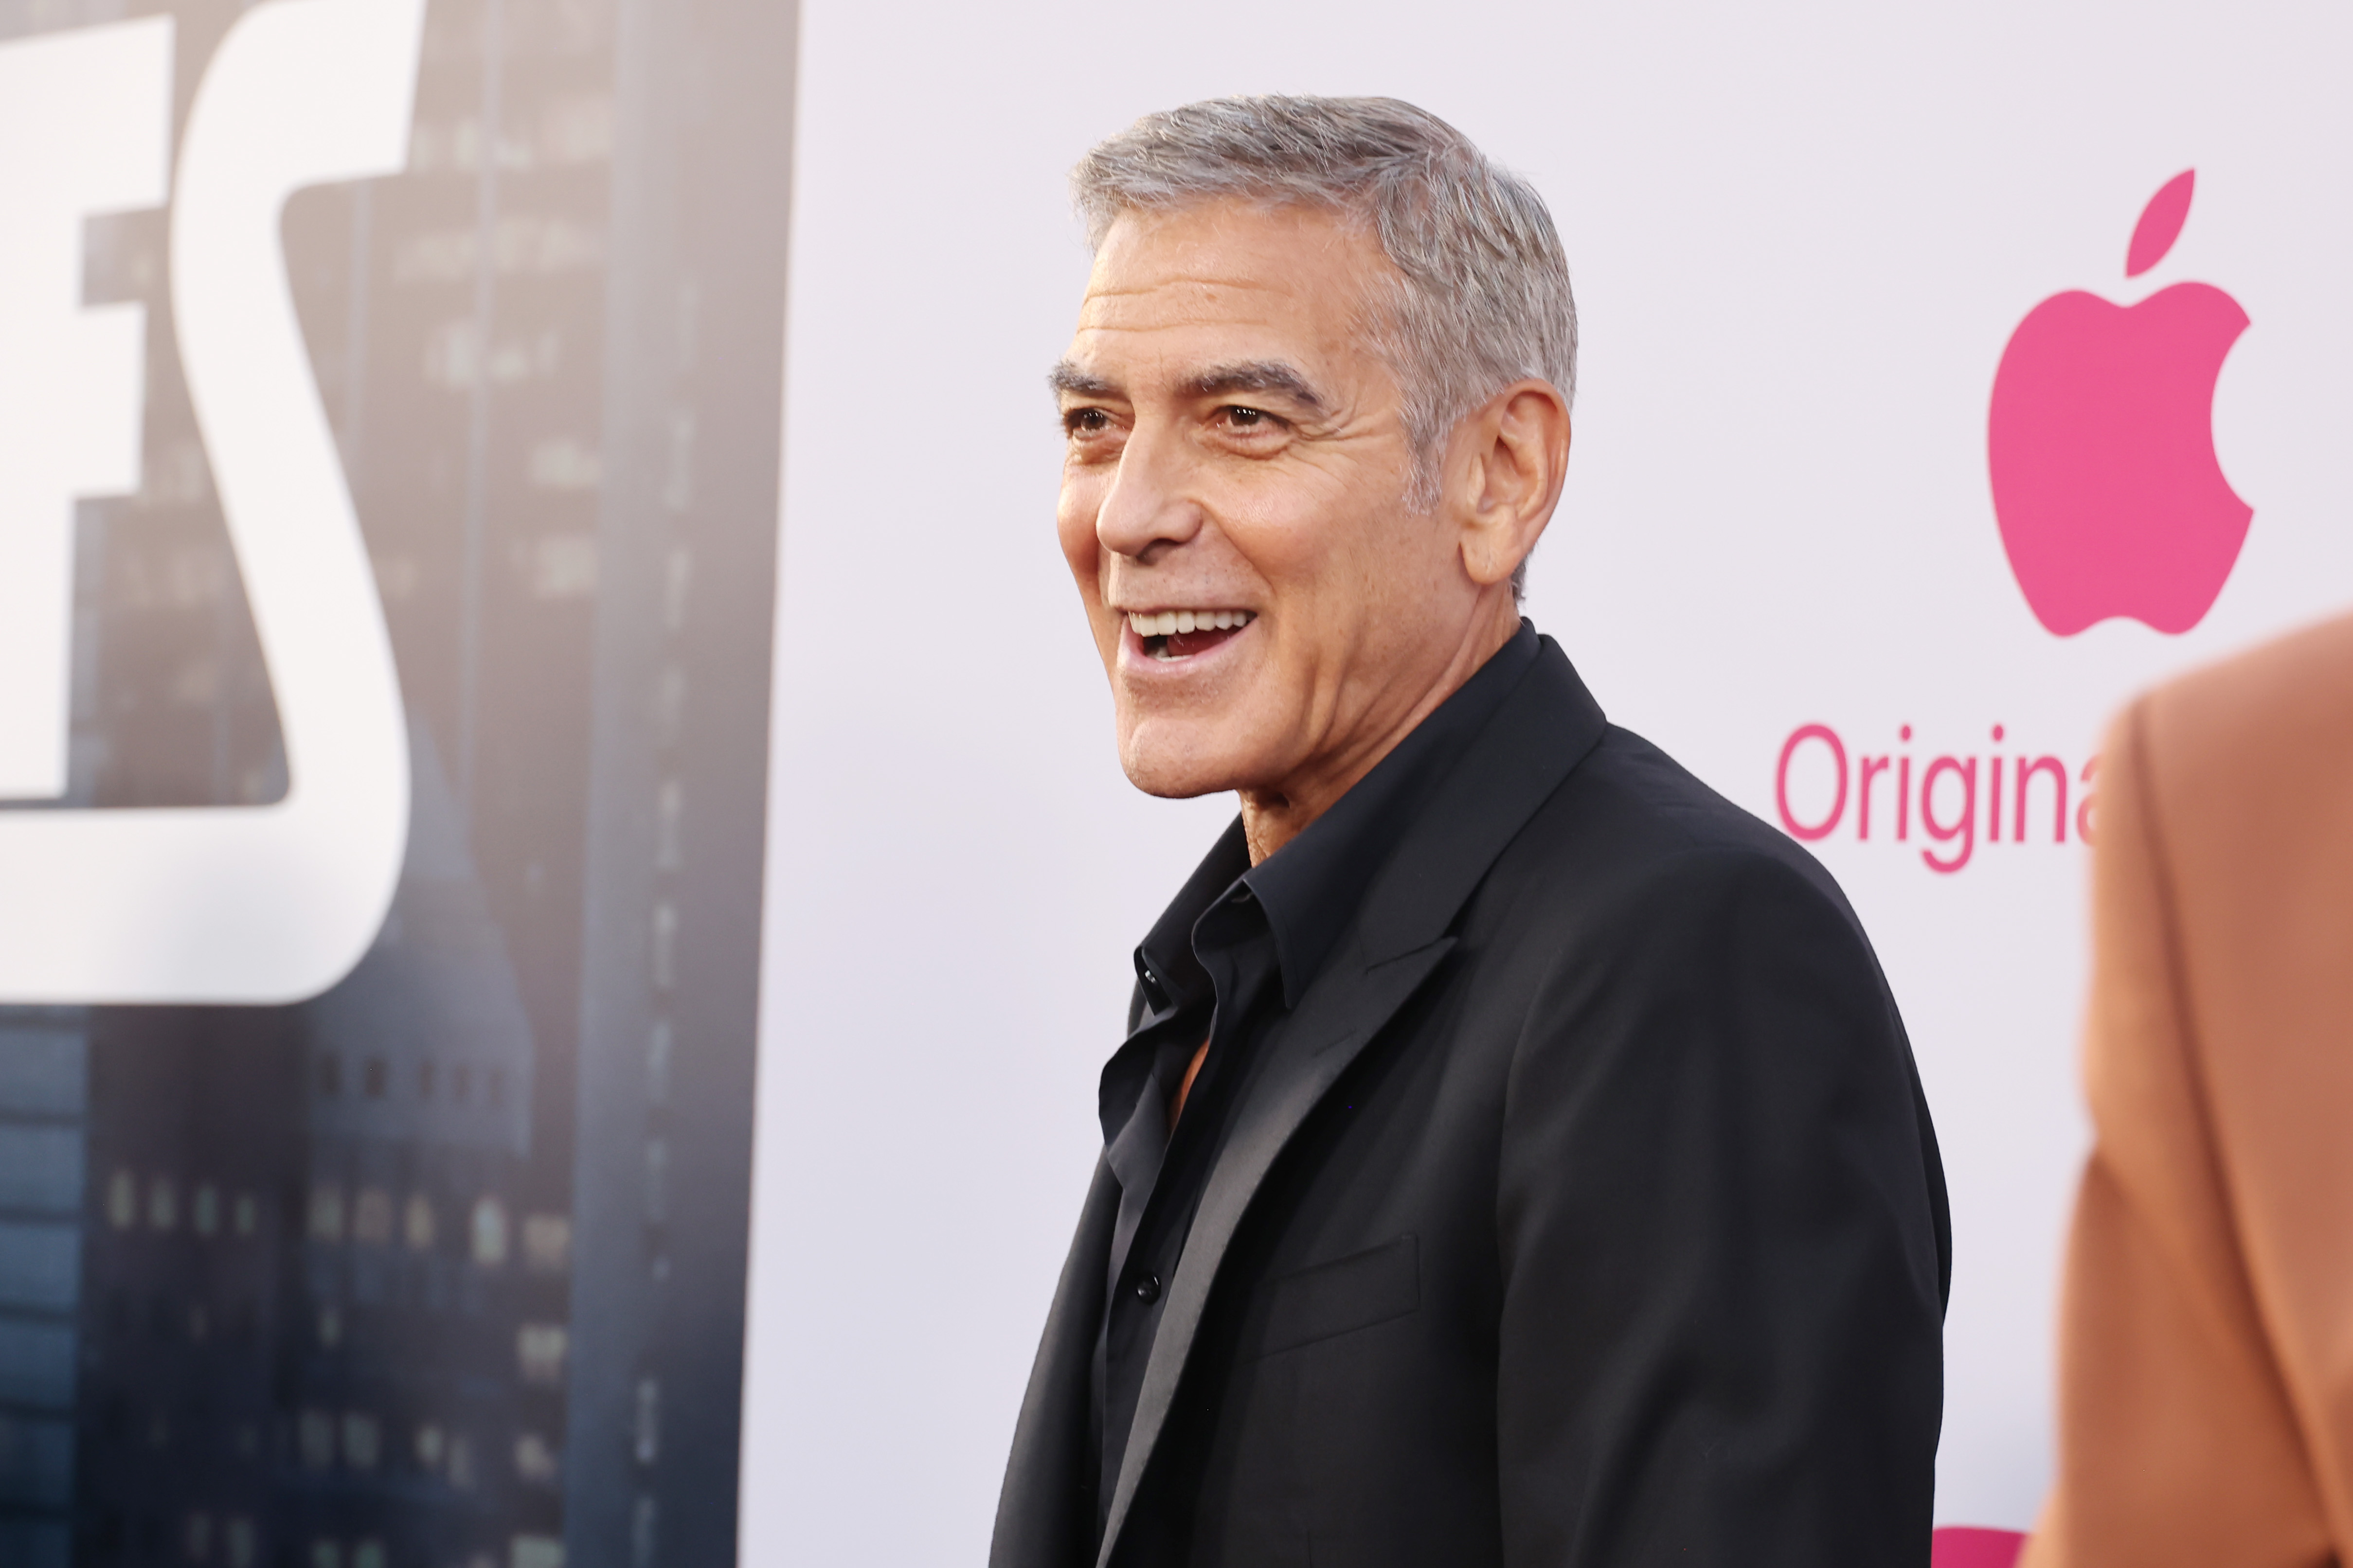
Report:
1056,478,1106,592
1221,500,1350,630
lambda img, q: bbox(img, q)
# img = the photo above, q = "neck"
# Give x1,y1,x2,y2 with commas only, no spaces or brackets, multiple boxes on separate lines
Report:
1238,598,1521,865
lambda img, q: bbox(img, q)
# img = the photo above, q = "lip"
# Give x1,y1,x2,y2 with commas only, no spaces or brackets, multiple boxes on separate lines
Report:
1115,611,1257,679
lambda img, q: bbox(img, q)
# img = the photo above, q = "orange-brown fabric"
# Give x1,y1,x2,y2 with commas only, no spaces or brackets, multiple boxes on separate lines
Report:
2023,611,2353,1568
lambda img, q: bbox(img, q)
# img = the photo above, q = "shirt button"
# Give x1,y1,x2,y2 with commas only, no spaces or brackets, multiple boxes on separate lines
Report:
1133,1272,1161,1304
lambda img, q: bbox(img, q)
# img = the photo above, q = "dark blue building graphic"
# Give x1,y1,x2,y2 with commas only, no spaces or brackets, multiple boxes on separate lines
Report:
0,1,793,1563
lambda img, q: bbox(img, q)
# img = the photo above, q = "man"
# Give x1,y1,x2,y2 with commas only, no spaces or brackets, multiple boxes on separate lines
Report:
2021,612,2353,1568
995,96,1949,1568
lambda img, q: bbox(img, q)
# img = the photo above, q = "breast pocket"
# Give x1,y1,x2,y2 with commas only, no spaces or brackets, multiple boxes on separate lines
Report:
1254,1233,1419,1358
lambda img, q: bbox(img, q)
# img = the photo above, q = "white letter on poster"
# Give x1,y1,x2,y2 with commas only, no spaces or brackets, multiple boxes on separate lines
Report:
0,0,424,1004
0,19,174,799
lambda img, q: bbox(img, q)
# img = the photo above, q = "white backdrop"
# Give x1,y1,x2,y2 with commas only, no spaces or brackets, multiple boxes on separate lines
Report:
740,2,2353,1558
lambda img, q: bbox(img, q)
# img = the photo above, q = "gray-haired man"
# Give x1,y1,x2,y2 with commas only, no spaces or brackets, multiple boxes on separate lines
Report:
996,96,1949,1568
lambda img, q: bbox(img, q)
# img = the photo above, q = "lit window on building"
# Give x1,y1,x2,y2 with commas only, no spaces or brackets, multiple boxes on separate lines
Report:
353,1187,394,1245
517,1323,568,1386
521,1212,570,1272
643,1139,667,1223
226,1516,257,1568
148,1173,178,1231
405,1192,437,1250
318,1306,343,1348
651,900,678,990
655,777,683,870
511,1536,565,1568
342,1410,381,1470
234,1190,258,1237
353,1540,387,1568
633,1376,659,1466
299,1409,336,1471
415,1421,446,1473
449,1432,477,1491
645,1018,673,1105
664,547,694,630
308,1183,346,1243
193,1182,220,1237
107,1168,137,1229
184,1511,213,1562
471,1196,509,1267
312,1541,342,1568
513,1431,558,1485
631,1496,658,1568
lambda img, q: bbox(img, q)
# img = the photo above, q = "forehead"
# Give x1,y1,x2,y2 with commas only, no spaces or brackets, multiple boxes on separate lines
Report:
1068,201,1392,384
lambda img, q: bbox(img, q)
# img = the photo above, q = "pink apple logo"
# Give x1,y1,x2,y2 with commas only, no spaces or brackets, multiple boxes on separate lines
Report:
1989,170,2252,636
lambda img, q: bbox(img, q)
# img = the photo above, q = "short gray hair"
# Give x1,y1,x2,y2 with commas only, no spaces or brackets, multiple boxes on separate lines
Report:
1072,95,1576,544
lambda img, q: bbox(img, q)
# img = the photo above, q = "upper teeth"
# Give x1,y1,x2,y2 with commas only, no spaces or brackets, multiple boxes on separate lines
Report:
1127,609,1254,637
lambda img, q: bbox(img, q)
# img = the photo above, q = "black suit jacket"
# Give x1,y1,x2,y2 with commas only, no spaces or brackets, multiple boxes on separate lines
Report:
993,641,1950,1568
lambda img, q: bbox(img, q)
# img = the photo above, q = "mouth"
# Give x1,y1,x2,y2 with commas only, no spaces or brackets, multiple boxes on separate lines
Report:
1123,607,1256,662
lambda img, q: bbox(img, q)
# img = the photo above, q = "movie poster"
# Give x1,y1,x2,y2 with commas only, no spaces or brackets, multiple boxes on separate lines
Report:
0,3,794,1564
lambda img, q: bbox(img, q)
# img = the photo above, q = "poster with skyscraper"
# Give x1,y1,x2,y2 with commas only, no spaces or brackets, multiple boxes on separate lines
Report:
0,2,794,1564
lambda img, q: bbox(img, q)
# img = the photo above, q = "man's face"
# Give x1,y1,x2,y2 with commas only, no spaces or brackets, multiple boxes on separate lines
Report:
1055,200,1485,806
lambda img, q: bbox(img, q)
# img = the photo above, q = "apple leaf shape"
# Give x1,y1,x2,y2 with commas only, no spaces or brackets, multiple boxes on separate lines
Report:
2126,170,2195,277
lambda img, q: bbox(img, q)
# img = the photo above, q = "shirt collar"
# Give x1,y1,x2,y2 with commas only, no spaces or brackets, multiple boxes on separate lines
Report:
1131,619,1544,1016
1132,816,1248,1020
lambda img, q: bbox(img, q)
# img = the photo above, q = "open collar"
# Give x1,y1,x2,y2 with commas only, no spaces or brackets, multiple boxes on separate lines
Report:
1095,634,1609,1567
1129,621,1545,1019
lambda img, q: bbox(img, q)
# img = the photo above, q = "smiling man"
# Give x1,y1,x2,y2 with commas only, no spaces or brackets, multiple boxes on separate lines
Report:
994,97,1950,1568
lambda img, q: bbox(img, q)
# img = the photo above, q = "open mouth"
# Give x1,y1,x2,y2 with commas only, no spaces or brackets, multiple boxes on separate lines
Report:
1126,608,1256,662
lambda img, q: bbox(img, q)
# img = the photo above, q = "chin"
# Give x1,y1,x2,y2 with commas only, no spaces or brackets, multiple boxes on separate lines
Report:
1117,748,1238,802
1115,718,1266,802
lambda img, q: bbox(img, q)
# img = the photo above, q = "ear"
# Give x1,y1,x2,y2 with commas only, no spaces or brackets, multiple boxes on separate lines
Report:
1449,380,1570,588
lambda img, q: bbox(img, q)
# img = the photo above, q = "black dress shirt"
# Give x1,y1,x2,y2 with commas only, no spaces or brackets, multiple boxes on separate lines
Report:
1091,624,1543,1534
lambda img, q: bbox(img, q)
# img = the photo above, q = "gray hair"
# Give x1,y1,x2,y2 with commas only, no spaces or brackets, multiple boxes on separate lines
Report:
1072,95,1576,572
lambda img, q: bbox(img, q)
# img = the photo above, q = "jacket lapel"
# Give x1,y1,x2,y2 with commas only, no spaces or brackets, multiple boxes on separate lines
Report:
1092,636,1611,1566
992,1158,1120,1568
1093,935,1458,1568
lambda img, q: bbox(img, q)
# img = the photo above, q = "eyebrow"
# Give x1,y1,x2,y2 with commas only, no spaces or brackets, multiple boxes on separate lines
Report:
1044,357,1329,413
1182,360,1327,412
1047,360,1116,399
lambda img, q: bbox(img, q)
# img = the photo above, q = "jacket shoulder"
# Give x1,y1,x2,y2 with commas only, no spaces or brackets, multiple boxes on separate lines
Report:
1485,721,1867,941
2137,609,2353,829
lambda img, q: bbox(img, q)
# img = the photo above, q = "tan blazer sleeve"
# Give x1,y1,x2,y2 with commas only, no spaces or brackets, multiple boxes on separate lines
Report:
2020,699,2333,1568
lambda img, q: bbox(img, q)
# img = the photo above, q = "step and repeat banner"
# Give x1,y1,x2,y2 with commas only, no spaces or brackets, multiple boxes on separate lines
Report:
0,1,791,1565
745,1,2353,1563
7,1,2353,1566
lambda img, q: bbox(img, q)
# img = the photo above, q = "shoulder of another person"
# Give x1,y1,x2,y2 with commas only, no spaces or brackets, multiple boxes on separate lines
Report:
2138,608,2353,815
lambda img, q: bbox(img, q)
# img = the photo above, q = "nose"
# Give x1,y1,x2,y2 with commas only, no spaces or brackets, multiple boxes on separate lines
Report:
1094,422,1204,563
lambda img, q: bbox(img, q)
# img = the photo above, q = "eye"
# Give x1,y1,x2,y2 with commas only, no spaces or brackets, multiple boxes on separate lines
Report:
1214,404,1289,442
1062,407,1112,435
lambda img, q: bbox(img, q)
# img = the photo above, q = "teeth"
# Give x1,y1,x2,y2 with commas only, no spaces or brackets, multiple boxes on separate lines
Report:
1126,609,1254,639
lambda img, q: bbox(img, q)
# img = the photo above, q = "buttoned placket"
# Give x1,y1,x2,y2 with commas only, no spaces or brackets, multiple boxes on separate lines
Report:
1095,882,1279,1531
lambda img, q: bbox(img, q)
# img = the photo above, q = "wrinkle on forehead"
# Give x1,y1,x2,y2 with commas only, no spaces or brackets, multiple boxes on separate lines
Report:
1064,203,1405,421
